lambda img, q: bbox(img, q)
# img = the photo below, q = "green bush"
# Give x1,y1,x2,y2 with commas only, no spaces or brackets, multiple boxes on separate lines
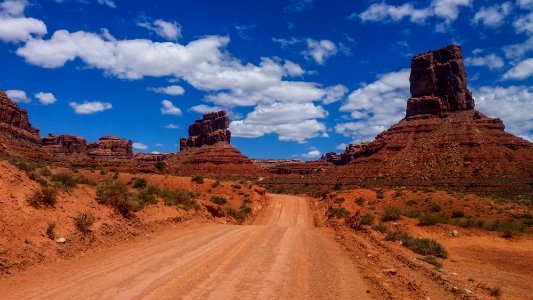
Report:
232,184,242,189
382,206,402,222
154,161,165,172
429,202,442,212
211,180,221,188
420,255,443,269
376,190,384,199
334,197,345,204
327,207,350,219
40,167,52,177
373,221,390,233
133,188,158,206
403,209,422,218
51,172,78,191
74,212,96,234
360,212,375,226
27,186,58,208
191,176,204,184
393,190,403,198
132,177,148,189
210,196,227,205
161,189,199,211
355,197,365,206
46,222,56,240
451,210,465,218
406,199,417,206
386,230,448,258
76,175,96,186
418,213,449,226
227,206,252,223
96,179,138,216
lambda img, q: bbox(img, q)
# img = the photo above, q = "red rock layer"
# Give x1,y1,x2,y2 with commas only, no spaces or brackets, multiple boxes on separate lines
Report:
252,159,333,175
180,111,231,151
166,143,263,178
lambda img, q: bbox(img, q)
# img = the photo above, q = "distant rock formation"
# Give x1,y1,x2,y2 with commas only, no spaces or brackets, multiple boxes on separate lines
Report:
42,134,88,154
406,44,474,116
0,91,39,136
180,111,231,151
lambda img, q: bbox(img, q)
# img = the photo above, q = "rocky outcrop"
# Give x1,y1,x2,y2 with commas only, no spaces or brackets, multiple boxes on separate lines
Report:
180,111,231,151
406,44,474,117
252,159,332,175
87,136,133,158
0,91,39,136
42,134,88,154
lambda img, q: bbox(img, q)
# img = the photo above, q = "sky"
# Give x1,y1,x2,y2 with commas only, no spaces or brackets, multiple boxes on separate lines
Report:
0,0,531,159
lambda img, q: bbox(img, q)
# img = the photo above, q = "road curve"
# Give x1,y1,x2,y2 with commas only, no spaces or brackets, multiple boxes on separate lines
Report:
1,194,370,300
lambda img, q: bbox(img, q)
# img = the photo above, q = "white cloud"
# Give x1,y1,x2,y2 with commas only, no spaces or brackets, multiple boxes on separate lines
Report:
151,151,160,154
272,37,301,48
155,143,164,147
504,37,533,60
0,0,47,42
357,0,472,26
338,69,410,142
503,58,533,80
138,19,181,40
514,12,533,35
132,142,148,150
475,85,533,141
464,53,504,70
69,101,112,114
302,149,321,159
336,143,348,150
35,92,56,105
304,39,338,64
285,0,313,13
161,99,182,116
323,84,348,104
164,123,179,129
53,0,116,8
149,85,185,96
6,89,30,103
189,104,223,114
517,0,533,10
230,102,327,143
97,0,115,8
473,2,512,28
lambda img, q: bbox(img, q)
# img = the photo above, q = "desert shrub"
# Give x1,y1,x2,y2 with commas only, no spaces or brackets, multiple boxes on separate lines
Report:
382,206,402,222
406,199,417,206
27,186,58,208
429,202,442,212
420,255,443,269
51,172,78,191
227,206,252,223
393,190,403,198
74,212,96,233
211,180,220,188
451,210,464,218
96,179,138,216
403,209,422,218
191,176,204,184
15,161,32,172
328,207,350,219
161,189,199,211
376,190,384,199
360,212,375,226
232,184,242,189
418,213,449,226
46,222,56,240
334,197,345,204
76,175,96,186
488,287,502,297
112,171,120,180
373,221,390,233
333,183,342,191
386,230,448,258
132,177,148,189
210,196,227,205
154,161,165,172
99,169,106,175
355,197,365,206
40,167,52,177
133,188,158,206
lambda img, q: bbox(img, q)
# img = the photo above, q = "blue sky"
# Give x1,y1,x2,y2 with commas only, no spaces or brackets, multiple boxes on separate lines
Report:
0,0,532,159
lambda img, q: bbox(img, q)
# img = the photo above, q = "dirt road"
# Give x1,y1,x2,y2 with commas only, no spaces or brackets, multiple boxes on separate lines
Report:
1,194,370,299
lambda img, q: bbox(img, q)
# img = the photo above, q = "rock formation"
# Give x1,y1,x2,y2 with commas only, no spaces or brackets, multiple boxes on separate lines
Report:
87,136,133,158
406,44,474,116
42,134,88,154
180,111,231,151
318,44,533,192
0,91,39,136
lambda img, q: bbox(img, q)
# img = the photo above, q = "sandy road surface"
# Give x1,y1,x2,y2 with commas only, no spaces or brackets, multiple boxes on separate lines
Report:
1,194,370,300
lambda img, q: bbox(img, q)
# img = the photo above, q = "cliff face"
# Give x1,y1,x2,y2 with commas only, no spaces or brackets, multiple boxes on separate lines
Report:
180,111,231,151
322,44,533,190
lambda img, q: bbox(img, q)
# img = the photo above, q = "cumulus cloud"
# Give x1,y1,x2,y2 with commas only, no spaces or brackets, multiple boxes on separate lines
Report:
304,39,338,64
35,92,56,105
164,123,179,129
285,0,313,13
357,0,472,26
161,100,182,116
138,19,181,40
230,102,328,143
53,0,116,8
503,58,533,80
0,0,47,42
189,104,224,114
475,85,533,141
514,12,533,35
6,89,30,103
302,149,321,159
149,85,185,96
132,142,148,150
97,0,115,8
473,2,512,28
464,52,504,70
337,69,410,142
69,101,112,114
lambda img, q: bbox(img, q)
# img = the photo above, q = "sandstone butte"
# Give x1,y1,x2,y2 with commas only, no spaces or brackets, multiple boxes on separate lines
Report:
0,44,532,191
